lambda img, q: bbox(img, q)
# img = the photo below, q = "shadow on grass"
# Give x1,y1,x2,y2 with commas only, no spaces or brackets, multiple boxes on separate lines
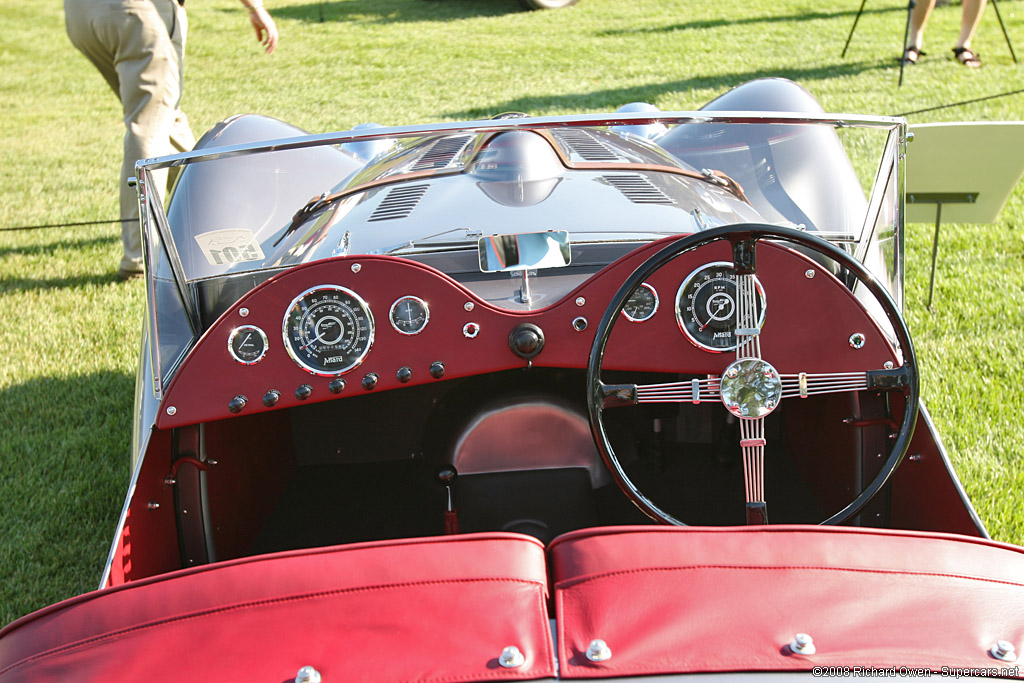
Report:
0,233,117,260
258,0,522,24
443,63,885,119
598,4,906,36
0,271,136,295
0,370,133,624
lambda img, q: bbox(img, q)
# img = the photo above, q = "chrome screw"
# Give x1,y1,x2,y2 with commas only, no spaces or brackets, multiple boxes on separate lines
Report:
990,640,1017,662
849,333,866,349
789,633,816,655
350,263,361,273
239,307,250,317
464,302,475,312
586,639,612,662
166,406,177,416
804,269,815,279
499,646,525,668
295,665,322,683
576,297,586,307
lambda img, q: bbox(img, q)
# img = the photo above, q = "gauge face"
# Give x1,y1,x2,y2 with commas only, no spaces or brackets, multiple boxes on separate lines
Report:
389,296,429,335
228,325,268,365
676,262,765,352
283,286,374,376
621,282,659,322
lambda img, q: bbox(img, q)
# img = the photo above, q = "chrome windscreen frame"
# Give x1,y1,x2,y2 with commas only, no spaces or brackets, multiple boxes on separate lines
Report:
134,110,907,402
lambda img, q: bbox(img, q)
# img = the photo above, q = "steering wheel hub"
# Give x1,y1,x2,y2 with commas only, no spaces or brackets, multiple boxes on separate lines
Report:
720,358,783,418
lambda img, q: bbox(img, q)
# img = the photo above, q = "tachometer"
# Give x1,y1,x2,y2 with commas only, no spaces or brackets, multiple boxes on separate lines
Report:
675,262,765,352
283,286,374,376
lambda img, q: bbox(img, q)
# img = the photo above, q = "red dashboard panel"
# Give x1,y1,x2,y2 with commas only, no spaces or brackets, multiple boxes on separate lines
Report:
158,239,899,429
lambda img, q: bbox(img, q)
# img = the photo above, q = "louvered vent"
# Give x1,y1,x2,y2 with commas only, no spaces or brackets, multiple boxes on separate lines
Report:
602,174,675,205
411,135,472,171
553,129,624,162
368,184,429,222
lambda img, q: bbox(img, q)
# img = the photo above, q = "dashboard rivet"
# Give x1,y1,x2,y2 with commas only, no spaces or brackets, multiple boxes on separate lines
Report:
789,633,816,656
498,646,525,669
239,307,250,317
572,316,588,332
804,269,815,279
166,406,177,416
464,302,475,312
586,639,612,662
576,297,586,307
849,333,866,349
884,361,894,369
147,501,160,510
351,263,361,273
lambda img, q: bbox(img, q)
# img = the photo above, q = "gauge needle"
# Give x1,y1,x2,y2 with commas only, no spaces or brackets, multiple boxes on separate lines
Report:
300,330,327,351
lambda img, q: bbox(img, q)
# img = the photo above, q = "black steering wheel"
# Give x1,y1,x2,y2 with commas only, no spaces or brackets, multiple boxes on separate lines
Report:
586,224,919,526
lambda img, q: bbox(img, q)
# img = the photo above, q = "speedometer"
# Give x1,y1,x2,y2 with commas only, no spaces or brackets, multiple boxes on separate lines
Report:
675,262,765,352
283,285,374,376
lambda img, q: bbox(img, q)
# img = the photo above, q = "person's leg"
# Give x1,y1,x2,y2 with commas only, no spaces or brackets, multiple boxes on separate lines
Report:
957,0,987,48
906,0,937,61
115,0,191,274
910,0,938,47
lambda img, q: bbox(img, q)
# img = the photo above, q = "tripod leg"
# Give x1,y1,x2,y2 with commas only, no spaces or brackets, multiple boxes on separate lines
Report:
842,0,870,58
899,0,916,87
990,0,1018,63
927,203,942,311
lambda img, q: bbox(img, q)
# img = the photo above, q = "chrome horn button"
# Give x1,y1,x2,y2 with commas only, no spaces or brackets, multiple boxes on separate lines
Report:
720,358,783,419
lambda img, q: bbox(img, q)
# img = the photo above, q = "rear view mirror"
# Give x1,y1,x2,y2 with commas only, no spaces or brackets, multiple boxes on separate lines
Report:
478,230,571,273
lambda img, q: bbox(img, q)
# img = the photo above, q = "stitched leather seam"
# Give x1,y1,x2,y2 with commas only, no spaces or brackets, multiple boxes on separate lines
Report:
0,577,547,679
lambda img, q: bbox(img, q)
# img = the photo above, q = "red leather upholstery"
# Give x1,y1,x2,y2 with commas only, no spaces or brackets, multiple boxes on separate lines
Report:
0,533,554,682
549,526,1024,679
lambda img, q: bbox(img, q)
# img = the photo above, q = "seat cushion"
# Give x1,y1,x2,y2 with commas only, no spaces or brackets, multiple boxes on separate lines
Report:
0,533,555,682
549,525,1024,679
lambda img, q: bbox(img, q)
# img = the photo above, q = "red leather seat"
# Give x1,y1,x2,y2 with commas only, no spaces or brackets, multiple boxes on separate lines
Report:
549,525,1024,679
0,533,555,682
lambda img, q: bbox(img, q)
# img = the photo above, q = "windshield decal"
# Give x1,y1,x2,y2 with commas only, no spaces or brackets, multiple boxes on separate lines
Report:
194,229,266,266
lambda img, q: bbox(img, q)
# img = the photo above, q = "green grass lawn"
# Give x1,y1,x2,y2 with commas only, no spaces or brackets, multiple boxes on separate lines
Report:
2,0,1023,625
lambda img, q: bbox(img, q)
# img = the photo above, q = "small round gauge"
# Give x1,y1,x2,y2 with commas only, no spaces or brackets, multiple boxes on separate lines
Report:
621,282,659,322
389,296,429,335
283,286,374,376
676,262,765,352
228,325,268,365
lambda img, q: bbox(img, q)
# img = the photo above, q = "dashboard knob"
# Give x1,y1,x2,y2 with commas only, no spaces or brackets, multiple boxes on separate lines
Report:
509,323,545,360
262,390,280,407
362,373,379,391
328,378,346,394
397,366,412,383
295,384,313,401
228,395,248,414
430,361,445,379
436,465,458,486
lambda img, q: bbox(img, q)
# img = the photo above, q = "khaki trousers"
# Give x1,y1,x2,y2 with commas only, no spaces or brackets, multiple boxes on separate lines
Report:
65,0,196,272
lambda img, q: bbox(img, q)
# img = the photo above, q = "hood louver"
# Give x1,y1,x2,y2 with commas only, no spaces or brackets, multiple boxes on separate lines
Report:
602,174,675,205
368,184,429,222
553,129,625,162
411,135,473,171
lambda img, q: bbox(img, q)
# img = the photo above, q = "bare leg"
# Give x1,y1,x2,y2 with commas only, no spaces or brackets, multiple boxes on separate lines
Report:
958,0,987,49
910,0,938,49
